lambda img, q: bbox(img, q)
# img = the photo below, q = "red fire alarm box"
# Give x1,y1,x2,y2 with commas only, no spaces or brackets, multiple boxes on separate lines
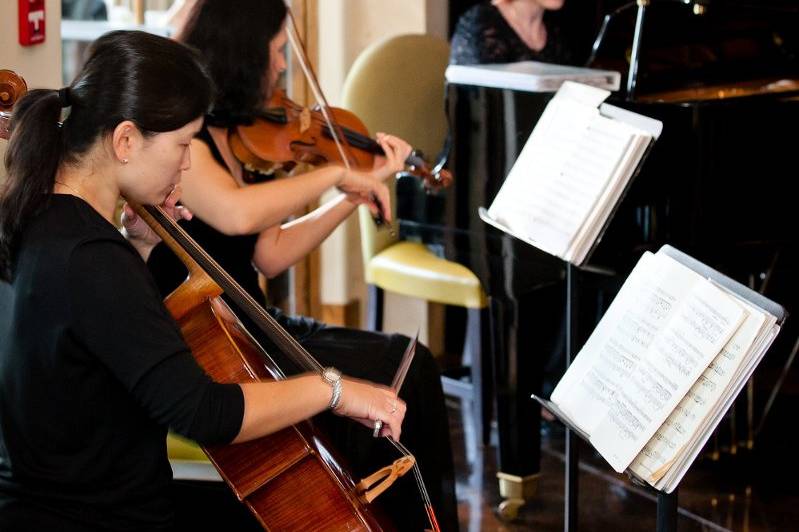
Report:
19,0,46,46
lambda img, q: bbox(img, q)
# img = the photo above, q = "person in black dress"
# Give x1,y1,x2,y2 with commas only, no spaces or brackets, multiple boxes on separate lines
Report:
137,0,459,530
450,0,576,65
0,30,406,531
451,1,592,418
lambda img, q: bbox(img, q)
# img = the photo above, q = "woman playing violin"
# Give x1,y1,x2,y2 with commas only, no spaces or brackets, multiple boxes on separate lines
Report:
0,30,405,531
137,0,458,530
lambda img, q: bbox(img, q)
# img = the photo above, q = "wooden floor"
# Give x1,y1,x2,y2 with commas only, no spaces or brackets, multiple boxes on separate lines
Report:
447,392,799,531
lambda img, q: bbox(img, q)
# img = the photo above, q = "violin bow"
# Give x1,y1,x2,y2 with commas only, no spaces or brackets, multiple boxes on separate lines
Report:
285,11,391,229
284,12,438,530
285,11,356,171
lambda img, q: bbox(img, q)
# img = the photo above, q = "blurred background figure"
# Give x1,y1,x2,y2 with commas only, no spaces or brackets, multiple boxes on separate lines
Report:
450,0,578,65
61,0,108,84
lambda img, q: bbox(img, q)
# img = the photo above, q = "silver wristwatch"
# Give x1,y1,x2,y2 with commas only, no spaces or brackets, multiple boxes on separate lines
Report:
321,367,342,410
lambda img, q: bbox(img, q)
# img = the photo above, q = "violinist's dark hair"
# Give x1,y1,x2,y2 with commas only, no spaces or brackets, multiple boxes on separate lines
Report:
0,30,214,282
179,0,287,125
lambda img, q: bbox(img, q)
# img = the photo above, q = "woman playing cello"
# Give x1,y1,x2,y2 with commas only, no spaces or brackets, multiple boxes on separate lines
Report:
0,30,404,531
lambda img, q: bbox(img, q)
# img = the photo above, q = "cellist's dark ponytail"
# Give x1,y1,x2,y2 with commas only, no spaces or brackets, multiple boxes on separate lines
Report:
0,30,213,282
0,89,64,281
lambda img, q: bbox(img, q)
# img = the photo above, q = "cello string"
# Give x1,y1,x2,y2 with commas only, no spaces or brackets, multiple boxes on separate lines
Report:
387,437,440,532
150,205,324,373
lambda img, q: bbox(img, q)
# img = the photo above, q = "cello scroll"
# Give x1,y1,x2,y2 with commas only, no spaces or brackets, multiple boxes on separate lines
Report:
0,70,28,140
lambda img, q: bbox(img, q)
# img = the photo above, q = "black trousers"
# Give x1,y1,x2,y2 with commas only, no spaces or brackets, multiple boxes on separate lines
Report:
300,326,459,532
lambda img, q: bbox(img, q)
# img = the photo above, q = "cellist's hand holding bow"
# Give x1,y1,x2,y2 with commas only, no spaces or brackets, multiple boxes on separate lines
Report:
333,377,407,441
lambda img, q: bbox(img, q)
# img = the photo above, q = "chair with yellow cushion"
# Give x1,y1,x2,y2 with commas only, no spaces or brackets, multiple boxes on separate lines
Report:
341,34,493,454
166,432,222,482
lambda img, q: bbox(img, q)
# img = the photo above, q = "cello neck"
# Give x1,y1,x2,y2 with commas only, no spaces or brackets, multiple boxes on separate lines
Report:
134,203,324,374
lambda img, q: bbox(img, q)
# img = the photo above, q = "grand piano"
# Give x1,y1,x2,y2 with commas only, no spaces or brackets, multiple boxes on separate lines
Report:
400,0,799,514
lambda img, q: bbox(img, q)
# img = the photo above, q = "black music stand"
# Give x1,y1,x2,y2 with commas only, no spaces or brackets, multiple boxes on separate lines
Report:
536,245,788,532
480,151,660,528
478,92,662,525
563,261,677,532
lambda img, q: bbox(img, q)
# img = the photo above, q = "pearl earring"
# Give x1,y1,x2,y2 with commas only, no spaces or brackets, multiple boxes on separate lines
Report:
122,158,129,164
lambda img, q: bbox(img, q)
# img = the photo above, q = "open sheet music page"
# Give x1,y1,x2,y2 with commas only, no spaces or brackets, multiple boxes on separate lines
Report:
551,252,697,431
545,245,786,491
567,120,650,264
551,252,747,472
487,82,636,259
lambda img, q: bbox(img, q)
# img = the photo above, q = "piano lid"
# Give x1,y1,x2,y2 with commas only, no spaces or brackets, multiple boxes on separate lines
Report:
589,0,799,102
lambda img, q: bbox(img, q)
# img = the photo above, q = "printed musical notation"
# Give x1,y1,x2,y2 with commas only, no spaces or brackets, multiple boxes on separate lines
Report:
547,248,781,492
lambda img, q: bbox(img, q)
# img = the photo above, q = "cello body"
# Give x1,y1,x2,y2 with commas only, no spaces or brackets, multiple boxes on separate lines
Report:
167,287,391,530
150,206,394,531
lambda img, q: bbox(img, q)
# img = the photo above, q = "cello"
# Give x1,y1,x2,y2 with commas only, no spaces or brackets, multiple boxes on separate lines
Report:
0,69,439,530
136,203,421,530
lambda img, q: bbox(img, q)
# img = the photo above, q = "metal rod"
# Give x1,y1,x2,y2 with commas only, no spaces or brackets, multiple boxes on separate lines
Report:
656,488,679,532
564,264,579,532
626,1,649,100
755,335,799,437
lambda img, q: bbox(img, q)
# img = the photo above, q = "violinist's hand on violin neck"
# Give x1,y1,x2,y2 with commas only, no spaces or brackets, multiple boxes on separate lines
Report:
333,377,406,441
372,132,413,181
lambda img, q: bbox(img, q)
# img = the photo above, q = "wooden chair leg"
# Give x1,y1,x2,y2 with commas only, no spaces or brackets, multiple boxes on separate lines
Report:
366,284,384,332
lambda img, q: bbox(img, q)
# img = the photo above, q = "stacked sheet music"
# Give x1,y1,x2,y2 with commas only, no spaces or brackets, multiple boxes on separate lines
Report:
544,246,784,493
480,81,662,266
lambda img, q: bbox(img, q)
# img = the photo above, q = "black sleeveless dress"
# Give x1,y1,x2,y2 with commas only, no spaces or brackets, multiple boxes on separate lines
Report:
147,126,459,531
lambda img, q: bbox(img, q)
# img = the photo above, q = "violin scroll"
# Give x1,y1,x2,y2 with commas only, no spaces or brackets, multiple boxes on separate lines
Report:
0,70,28,141
405,149,452,191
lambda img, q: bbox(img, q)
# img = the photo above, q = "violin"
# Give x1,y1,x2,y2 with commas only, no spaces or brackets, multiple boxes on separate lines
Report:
228,89,453,191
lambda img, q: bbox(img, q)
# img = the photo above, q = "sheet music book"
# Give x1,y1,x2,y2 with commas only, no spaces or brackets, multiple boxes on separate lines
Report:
479,81,662,266
445,61,620,92
537,245,786,493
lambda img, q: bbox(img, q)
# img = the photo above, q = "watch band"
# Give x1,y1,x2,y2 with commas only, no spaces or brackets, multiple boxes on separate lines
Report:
328,378,342,410
322,367,342,410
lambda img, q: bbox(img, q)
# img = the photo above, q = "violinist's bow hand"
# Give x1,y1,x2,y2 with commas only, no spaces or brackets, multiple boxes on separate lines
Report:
370,193,395,236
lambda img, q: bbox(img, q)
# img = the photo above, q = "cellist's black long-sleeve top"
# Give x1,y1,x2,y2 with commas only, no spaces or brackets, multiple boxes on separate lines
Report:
0,194,244,531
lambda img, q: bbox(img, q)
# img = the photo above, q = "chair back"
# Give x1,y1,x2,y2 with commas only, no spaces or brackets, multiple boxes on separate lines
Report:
340,33,450,263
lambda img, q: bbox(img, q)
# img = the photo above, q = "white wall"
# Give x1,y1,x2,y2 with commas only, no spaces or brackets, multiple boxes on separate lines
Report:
0,0,63,182
316,0,430,310
316,0,448,339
